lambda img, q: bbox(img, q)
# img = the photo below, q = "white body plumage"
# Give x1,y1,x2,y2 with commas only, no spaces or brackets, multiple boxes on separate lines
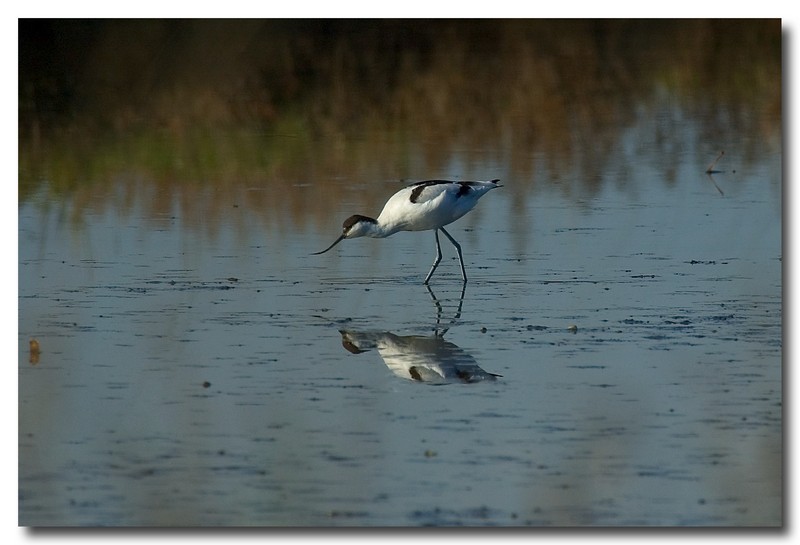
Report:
313,179,502,284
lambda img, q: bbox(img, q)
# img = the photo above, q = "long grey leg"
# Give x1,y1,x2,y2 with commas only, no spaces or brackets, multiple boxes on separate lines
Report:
424,229,443,284
439,227,467,283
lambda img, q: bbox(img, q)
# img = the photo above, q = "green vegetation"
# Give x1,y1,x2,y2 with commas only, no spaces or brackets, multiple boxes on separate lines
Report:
19,19,781,224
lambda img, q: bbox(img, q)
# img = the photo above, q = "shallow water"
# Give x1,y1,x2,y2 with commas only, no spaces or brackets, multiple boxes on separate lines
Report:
18,20,781,527
19,140,781,526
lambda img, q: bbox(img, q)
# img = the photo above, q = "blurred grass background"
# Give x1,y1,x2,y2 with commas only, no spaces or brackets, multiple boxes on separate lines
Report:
19,20,780,135
18,19,781,227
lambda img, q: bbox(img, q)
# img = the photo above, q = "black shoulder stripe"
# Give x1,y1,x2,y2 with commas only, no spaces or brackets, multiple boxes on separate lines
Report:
410,179,454,186
408,179,497,203
409,184,428,203
410,181,444,203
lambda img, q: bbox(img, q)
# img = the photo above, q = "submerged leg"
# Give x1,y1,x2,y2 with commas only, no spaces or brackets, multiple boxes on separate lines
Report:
423,229,443,285
439,227,467,283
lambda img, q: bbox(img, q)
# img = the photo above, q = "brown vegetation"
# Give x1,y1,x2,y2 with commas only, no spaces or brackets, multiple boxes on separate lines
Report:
18,19,781,228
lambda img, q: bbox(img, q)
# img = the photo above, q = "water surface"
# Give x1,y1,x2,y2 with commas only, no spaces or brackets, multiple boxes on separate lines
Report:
18,20,781,527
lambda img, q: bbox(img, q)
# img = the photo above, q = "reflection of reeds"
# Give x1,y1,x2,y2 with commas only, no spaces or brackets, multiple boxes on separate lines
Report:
19,20,781,230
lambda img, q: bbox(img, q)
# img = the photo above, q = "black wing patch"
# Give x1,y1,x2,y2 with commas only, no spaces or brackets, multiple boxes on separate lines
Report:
408,179,500,203
409,180,452,203
457,182,473,197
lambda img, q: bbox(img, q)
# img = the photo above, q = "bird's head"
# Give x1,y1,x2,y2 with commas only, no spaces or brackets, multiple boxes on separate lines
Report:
311,214,378,255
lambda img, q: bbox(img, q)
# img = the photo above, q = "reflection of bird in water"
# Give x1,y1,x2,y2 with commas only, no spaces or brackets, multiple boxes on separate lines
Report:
312,179,502,284
338,284,501,384
704,150,725,196
340,329,501,384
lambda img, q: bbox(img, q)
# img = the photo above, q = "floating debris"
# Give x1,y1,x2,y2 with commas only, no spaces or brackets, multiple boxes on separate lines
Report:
567,324,578,333
29,338,40,365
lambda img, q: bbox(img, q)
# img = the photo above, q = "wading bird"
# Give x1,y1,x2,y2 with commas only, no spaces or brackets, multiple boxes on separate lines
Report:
312,179,501,284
